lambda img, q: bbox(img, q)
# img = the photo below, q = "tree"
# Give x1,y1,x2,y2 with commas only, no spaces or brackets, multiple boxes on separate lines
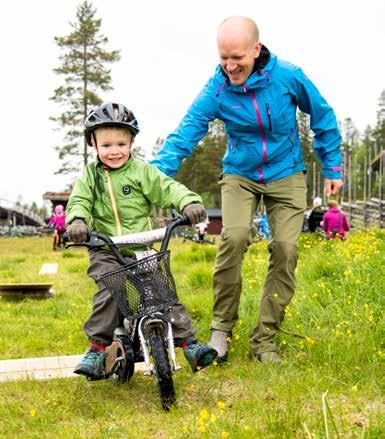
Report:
51,1,120,175
175,120,227,208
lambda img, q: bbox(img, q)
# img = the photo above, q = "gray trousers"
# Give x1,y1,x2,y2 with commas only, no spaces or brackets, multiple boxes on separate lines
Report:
84,249,196,346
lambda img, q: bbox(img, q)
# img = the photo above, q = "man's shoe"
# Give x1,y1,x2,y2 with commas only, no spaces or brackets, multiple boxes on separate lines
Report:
73,346,108,380
183,341,218,373
208,330,229,362
256,351,282,364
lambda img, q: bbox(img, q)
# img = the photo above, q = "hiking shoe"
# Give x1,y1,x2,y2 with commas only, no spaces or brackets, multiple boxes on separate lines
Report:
256,351,282,364
183,341,218,373
73,346,108,380
208,330,230,362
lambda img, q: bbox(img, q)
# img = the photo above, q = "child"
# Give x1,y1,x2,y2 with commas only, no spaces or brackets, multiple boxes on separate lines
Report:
66,102,217,379
322,200,350,240
48,204,66,249
308,197,326,233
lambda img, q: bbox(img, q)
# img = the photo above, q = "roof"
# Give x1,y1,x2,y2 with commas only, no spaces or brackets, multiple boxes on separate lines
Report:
42,192,71,201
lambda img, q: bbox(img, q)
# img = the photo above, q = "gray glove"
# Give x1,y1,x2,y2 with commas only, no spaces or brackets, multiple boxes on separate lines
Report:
183,203,207,224
67,219,89,243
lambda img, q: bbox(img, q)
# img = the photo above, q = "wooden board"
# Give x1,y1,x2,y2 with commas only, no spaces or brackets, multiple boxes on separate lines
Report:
0,283,54,298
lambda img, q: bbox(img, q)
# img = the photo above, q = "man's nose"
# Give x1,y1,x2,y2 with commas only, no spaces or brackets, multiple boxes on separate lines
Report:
226,60,238,72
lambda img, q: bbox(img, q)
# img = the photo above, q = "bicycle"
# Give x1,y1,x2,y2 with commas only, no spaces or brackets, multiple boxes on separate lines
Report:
66,216,189,410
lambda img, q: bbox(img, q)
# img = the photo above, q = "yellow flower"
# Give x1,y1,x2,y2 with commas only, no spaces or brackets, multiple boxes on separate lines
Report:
198,425,206,433
210,414,217,422
199,409,209,419
30,409,36,417
181,425,188,433
221,432,230,439
234,334,240,341
352,385,358,392
217,400,226,410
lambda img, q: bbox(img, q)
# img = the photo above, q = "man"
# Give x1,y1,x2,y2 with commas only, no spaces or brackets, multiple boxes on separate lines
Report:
151,16,343,363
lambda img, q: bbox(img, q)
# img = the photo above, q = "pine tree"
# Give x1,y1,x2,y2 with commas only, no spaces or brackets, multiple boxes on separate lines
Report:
50,1,120,175
175,120,226,208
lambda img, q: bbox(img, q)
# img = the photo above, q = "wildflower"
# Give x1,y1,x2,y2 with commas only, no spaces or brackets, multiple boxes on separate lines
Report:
234,334,240,341
217,400,226,410
352,385,358,392
210,414,217,422
199,409,209,420
198,425,207,433
181,425,188,433
30,409,36,417
221,432,230,439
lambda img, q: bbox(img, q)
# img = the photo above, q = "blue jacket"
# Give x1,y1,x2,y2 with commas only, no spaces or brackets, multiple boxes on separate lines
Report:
151,47,342,183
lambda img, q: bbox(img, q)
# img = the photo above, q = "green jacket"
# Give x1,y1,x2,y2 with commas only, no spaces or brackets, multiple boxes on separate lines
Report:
66,158,202,236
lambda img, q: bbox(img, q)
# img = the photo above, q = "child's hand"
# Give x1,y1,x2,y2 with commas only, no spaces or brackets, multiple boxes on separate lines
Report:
183,203,207,224
67,219,89,243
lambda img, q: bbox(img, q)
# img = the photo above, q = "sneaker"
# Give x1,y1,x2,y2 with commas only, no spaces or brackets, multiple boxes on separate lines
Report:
256,351,282,364
73,345,108,380
208,330,230,362
183,341,218,373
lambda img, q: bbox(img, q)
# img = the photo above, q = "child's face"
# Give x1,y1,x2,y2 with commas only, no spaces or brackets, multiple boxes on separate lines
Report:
93,127,134,169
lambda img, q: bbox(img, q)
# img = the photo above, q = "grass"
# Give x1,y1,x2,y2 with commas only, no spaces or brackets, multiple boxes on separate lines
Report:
0,229,385,437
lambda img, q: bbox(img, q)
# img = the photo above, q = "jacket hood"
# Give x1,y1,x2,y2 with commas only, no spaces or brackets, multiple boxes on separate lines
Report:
214,45,277,92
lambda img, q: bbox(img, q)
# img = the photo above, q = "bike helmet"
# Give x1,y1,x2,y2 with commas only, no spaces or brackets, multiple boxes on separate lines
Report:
85,102,140,146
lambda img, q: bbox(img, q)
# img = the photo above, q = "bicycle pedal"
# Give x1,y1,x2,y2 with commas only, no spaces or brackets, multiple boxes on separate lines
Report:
105,340,125,374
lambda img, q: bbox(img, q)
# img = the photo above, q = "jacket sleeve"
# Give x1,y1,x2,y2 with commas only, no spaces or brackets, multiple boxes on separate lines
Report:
290,67,343,180
65,166,94,227
140,163,202,212
150,77,219,177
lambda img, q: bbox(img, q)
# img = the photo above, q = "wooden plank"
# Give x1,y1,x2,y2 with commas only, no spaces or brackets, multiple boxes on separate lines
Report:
0,283,54,298
0,355,146,382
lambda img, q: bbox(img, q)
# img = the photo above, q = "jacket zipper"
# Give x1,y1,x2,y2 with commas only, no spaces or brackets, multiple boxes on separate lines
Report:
265,103,272,131
104,169,122,236
249,89,267,184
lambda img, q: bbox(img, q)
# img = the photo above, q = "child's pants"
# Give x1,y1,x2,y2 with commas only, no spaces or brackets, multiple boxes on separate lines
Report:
84,248,196,346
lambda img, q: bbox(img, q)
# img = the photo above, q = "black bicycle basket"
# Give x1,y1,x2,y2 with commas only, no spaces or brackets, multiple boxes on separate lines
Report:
99,250,178,319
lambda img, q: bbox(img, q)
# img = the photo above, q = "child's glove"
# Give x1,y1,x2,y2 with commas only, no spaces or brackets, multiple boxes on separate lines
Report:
67,219,89,243
183,203,207,224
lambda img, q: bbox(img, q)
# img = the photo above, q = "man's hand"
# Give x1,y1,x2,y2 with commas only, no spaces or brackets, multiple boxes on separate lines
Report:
67,219,89,243
183,203,207,224
324,179,343,197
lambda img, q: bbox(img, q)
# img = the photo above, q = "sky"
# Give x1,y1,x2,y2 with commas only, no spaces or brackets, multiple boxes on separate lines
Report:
0,0,384,206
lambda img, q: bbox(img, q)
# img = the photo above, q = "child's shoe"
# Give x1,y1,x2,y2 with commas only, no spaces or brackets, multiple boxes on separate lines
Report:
181,339,218,372
73,342,108,380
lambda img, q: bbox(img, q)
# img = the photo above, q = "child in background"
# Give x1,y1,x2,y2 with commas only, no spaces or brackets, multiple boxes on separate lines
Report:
66,102,217,379
322,200,350,240
48,204,66,250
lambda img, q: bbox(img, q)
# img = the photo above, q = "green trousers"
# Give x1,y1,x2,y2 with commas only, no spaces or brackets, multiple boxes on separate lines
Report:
210,172,307,355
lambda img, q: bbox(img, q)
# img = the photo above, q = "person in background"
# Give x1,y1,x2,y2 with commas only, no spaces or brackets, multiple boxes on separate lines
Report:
151,16,343,364
308,197,326,233
48,204,66,250
322,200,350,240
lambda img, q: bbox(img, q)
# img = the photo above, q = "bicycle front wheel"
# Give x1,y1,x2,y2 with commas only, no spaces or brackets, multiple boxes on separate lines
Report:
149,327,175,410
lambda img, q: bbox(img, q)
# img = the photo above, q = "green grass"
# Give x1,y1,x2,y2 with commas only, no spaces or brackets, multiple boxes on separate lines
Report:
1,230,385,437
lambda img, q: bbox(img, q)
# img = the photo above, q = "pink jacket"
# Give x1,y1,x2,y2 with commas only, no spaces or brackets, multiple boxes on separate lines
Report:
49,214,66,232
322,208,349,239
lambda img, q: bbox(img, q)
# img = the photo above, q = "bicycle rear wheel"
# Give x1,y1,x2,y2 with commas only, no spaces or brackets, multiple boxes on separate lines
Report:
149,327,175,410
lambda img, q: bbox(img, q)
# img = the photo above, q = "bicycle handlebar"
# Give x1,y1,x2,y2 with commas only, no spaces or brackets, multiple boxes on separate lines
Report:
65,215,191,265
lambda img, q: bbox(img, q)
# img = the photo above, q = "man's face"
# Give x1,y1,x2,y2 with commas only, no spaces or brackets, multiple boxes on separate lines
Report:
218,36,261,86
92,127,133,169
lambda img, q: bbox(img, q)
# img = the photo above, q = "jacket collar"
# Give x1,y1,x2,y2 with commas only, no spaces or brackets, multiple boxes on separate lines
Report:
215,45,277,93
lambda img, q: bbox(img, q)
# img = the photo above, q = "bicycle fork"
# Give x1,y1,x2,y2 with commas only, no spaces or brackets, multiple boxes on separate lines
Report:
138,315,181,376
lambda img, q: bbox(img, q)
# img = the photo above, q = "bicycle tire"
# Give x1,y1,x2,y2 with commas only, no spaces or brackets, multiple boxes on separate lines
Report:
149,327,175,410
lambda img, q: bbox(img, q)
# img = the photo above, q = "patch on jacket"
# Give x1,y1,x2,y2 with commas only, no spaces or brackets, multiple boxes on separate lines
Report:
122,185,131,195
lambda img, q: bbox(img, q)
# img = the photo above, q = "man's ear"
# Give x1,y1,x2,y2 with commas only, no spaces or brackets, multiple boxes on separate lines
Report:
253,42,262,59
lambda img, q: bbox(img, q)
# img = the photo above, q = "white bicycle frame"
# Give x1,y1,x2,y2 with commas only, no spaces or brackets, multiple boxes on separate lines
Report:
113,226,181,376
